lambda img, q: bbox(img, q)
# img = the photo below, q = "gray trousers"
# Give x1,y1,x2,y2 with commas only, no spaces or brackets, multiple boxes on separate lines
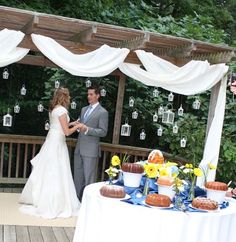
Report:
74,154,98,200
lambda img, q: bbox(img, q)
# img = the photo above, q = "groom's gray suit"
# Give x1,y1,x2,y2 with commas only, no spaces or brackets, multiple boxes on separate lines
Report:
74,103,108,200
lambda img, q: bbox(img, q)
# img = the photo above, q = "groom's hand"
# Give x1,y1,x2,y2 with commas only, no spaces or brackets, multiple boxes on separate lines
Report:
80,124,88,133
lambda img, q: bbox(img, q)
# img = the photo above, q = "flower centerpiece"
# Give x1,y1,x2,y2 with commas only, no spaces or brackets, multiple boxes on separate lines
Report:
105,155,121,184
143,163,159,195
178,163,203,200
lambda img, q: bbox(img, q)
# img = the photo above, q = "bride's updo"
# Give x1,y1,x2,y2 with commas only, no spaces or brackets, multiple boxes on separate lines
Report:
49,87,70,111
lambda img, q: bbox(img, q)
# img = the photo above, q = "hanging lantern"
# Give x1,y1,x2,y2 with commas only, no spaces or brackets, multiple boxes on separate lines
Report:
3,109,12,127
158,105,164,116
178,104,184,116
192,99,201,110
2,68,9,79
85,78,92,88
140,129,146,140
157,126,163,136
153,88,159,97
168,92,174,102
14,103,20,113
180,137,187,148
37,102,44,112
153,112,158,122
20,84,26,95
100,88,107,97
71,100,77,109
173,122,179,134
45,120,50,131
129,97,135,107
55,80,60,89
132,109,138,119
121,118,131,136
162,105,175,124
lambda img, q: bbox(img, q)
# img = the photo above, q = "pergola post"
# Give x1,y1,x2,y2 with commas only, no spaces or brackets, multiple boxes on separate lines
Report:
205,80,222,137
112,73,126,144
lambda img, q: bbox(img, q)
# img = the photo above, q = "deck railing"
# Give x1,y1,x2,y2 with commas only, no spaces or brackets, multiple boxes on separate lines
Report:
0,134,185,184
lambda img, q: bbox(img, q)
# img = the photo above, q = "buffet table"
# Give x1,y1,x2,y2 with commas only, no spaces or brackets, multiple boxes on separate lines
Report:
73,182,236,242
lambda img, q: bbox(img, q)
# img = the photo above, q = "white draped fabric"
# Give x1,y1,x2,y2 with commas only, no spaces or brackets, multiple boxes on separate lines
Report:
0,28,29,67
31,34,130,77
119,50,229,185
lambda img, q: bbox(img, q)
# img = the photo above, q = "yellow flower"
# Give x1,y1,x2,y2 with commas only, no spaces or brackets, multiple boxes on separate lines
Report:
208,163,216,170
165,161,178,167
111,155,121,166
185,163,193,168
193,168,203,177
144,163,158,178
159,168,170,177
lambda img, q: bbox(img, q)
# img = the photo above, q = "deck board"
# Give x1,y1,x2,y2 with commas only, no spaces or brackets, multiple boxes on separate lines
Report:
52,227,69,242
4,225,16,242
28,226,43,242
40,227,57,242
63,227,75,242
15,226,30,242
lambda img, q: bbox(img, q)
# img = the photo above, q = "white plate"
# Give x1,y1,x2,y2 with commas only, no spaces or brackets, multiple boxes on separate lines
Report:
99,193,130,200
189,204,220,212
142,201,174,209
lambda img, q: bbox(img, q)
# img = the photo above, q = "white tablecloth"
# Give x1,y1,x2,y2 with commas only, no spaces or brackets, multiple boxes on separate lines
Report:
73,182,236,242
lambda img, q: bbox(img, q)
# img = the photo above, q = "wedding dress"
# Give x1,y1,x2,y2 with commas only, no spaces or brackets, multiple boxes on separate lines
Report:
19,106,80,219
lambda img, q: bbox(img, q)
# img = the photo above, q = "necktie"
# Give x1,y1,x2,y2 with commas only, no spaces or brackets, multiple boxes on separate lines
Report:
84,106,92,122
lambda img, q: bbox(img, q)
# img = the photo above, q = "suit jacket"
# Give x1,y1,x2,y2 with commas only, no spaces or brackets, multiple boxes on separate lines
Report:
75,103,108,157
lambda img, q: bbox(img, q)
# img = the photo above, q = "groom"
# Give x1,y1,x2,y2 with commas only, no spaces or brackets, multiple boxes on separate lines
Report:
74,86,108,201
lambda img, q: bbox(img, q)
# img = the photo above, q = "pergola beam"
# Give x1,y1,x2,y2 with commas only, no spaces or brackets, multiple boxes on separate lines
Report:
21,15,39,34
68,25,97,43
114,33,150,50
150,42,197,58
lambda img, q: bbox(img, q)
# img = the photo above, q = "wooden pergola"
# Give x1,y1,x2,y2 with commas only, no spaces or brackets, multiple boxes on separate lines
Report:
0,5,235,144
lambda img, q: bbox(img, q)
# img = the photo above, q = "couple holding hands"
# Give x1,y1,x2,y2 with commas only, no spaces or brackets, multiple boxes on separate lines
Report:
19,86,108,219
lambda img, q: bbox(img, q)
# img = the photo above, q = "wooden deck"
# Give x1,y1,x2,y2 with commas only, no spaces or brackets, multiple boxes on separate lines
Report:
0,188,75,242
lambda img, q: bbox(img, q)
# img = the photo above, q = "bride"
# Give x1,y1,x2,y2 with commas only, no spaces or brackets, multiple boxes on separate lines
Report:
19,87,82,219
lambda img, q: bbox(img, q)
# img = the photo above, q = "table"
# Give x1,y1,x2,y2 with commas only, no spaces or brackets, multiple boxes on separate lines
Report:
73,182,236,242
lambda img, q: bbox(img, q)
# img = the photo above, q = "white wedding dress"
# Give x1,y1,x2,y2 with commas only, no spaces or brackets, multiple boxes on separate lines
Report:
19,106,80,219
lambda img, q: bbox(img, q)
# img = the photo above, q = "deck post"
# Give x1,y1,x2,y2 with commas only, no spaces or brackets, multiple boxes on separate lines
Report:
112,73,126,144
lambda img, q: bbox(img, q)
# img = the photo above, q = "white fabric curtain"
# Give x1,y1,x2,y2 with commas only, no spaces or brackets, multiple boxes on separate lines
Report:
119,50,229,185
31,34,130,77
0,28,29,67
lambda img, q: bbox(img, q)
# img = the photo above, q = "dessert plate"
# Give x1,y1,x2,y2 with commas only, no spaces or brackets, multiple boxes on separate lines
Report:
142,201,174,209
189,204,220,212
99,193,130,200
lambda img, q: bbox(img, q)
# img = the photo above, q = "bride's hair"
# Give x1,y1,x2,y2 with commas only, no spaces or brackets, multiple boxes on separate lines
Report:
49,87,70,111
